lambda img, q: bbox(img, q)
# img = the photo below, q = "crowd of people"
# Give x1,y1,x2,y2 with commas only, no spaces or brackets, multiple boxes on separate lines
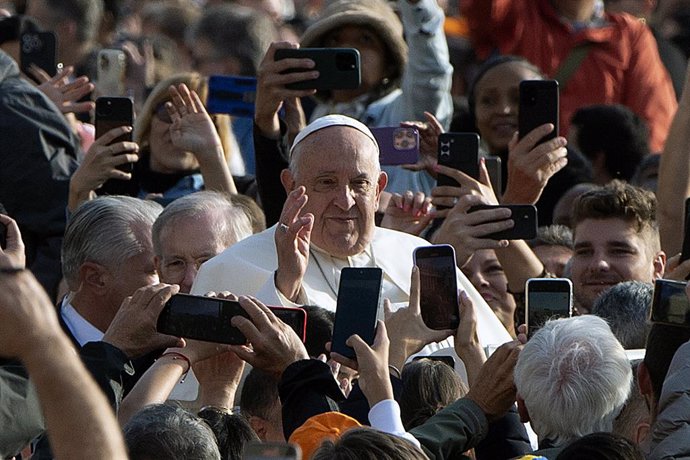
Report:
2,0,690,458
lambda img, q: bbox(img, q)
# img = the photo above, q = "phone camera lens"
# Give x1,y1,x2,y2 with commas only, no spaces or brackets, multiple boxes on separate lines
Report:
335,52,357,71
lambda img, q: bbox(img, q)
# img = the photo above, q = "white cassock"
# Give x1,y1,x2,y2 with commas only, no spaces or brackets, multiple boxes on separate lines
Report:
192,224,512,348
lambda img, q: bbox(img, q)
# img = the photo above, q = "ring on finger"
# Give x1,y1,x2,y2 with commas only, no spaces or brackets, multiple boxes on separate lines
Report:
278,222,289,233
452,197,459,206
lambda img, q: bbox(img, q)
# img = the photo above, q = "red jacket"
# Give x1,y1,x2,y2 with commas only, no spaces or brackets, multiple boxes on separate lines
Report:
463,0,677,153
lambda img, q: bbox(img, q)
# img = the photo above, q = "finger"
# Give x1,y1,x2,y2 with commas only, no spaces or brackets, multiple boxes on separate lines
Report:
372,320,389,351
109,152,139,166
177,84,198,113
238,295,273,328
517,123,556,152
423,111,444,135
478,158,495,192
129,283,170,310
383,298,393,320
230,315,259,345
402,190,414,212
64,101,96,113
228,344,255,363
434,164,479,189
107,170,133,181
329,351,359,372
145,284,179,312
411,191,426,216
95,126,133,146
431,185,464,198
409,266,421,314
278,186,308,227
190,90,208,115
49,65,74,84
0,215,24,253
28,63,51,83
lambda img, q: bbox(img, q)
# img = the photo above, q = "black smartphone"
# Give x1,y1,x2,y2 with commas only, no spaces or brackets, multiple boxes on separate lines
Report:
95,96,135,195
437,132,480,190
157,294,307,344
20,31,57,79
207,75,257,117
274,47,361,91
651,279,690,327
484,156,502,196
371,126,420,166
525,278,572,337
519,80,559,143
413,245,459,330
467,204,538,240
331,267,383,359
243,441,300,460
680,198,690,264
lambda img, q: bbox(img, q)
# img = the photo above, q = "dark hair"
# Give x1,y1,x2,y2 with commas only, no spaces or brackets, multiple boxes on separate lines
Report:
399,358,467,430
240,368,280,421
555,432,644,460
197,409,258,460
311,427,428,460
572,180,657,234
123,404,221,460
592,281,653,349
570,104,649,181
643,323,690,403
302,305,335,357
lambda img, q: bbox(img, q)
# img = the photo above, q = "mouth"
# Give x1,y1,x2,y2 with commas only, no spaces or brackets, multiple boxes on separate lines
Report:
479,290,495,302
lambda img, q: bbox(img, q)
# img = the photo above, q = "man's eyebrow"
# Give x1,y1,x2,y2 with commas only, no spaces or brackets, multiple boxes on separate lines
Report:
573,242,593,249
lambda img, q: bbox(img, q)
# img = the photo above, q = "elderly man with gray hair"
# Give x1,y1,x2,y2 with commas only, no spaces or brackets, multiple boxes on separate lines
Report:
514,315,633,458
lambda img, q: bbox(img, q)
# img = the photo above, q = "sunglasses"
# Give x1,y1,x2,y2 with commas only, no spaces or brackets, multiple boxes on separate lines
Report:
154,102,173,124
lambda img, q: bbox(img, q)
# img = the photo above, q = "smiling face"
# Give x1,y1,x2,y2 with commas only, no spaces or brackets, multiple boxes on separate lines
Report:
570,218,664,311
473,61,542,154
282,126,387,258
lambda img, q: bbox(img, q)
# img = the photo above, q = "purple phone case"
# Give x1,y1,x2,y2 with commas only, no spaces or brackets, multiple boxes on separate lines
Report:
372,127,420,165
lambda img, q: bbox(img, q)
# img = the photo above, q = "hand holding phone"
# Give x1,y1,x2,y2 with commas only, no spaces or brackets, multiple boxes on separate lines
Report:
372,126,420,165
519,80,559,143
525,278,572,337
20,31,57,79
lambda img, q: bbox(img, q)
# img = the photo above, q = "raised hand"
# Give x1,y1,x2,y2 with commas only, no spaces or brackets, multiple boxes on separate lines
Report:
29,64,95,114
380,191,434,236
274,186,314,301
0,214,26,269
167,83,223,158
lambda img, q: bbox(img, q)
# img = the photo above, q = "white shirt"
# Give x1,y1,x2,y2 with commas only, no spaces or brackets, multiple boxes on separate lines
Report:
60,296,103,346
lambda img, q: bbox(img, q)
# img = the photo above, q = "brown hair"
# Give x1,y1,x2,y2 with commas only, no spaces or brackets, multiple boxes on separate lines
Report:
572,180,657,234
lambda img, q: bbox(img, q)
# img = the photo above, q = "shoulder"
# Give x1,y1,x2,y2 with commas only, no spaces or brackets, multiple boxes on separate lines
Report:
205,226,277,268
373,226,429,249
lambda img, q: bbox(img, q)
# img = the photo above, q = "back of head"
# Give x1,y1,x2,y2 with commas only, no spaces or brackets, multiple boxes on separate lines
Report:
571,180,658,239
591,281,653,349
240,367,280,423
152,191,252,257
555,432,645,460
197,409,258,460
643,323,690,404
123,404,221,460
570,104,649,181
62,196,162,289
514,315,632,446
310,427,428,460
612,361,649,443
228,193,266,234
302,304,335,357
400,358,468,430
528,225,574,250
187,4,276,76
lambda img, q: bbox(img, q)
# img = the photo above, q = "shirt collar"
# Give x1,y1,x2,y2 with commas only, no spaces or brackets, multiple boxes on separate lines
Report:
60,297,104,346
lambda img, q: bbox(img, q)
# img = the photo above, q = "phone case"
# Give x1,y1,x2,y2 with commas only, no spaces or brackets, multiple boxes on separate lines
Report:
274,48,361,91
437,132,480,191
207,75,257,117
519,80,559,142
484,156,502,196
371,127,419,165
95,97,136,195
97,49,127,97
467,204,538,240
525,278,572,337
20,31,57,77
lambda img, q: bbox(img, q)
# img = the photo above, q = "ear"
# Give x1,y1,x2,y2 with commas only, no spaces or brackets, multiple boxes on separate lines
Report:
635,421,651,445
376,171,388,199
653,250,666,279
516,395,530,423
248,416,268,442
637,361,653,397
79,261,109,295
153,255,161,274
280,169,296,195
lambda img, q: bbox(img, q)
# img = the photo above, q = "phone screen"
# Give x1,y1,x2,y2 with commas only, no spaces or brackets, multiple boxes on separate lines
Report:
526,278,572,337
331,267,382,359
651,279,690,326
414,245,459,330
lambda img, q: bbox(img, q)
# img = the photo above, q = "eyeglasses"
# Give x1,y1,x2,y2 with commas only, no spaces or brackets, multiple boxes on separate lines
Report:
160,257,209,283
154,102,173,124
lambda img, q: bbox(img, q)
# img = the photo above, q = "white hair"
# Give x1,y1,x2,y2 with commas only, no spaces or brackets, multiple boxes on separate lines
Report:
514,315,632,447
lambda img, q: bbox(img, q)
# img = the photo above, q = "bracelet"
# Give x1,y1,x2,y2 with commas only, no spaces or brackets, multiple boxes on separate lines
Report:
159,351,192,383
388,364,402,379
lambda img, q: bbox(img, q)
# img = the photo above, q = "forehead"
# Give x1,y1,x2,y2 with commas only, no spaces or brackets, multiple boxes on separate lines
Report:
573,218,643,245
293,126,379,174
475,62,542,94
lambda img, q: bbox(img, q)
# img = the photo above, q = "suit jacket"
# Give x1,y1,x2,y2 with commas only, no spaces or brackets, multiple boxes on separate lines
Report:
192,225,512,347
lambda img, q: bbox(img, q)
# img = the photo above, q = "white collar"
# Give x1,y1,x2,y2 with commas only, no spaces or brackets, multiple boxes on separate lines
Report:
60,296,104,346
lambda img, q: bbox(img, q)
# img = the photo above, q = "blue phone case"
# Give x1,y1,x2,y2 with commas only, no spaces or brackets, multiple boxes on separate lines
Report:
207,75,257,117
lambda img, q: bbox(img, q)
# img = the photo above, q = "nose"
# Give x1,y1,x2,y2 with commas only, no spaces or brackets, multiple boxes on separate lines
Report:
587,252,610,273
180,263,199,294
470,271,489,289
332,184,356,211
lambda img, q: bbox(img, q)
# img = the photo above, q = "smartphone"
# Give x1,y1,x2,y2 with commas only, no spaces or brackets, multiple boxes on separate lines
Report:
371,126,419,165
97,49,127,96
519,80,559,143
20,31,57,78
414,245,459,330
680,198,690,264
207,75,257,117
95,96,134,174
525,278,573,337
157,294,307,344
651,279,690,327
484,156,502,196
467,204,538,240
274,48,361,91
437,132,480,191
243,441,301,460
331,267,383,359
